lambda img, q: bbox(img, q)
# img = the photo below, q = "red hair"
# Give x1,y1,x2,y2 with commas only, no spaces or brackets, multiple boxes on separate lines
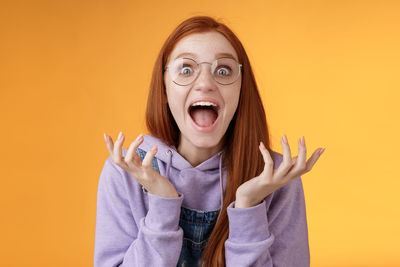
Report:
146,16,271,266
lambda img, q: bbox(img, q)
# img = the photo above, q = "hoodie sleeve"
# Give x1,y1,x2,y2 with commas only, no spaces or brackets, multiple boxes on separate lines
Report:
94,157,184,267
224,177,310,267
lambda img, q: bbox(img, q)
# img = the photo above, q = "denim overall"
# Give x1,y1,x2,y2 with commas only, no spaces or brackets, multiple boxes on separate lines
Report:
136,148,220,267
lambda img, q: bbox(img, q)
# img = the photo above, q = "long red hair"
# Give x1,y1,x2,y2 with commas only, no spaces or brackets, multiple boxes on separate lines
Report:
146,16,271,266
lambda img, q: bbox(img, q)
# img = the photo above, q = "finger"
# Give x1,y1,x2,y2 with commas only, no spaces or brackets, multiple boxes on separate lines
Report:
104,133,114,155
125,134,144,165
113,131,125,165
142,145,158,168
289,136,307,175
282,134,292,165
259,141,273,178
274,135,293,178
305,148,324,172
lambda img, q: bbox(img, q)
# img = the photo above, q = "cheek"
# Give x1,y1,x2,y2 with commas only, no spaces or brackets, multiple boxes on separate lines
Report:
225,86,241,116
166,87,185,120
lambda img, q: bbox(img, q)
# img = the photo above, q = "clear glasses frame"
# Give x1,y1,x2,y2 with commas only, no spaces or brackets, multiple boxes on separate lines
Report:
164,57,243,86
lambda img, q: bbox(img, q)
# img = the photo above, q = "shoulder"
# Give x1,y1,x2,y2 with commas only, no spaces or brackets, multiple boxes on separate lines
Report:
101,155,123,176
97,155,131,202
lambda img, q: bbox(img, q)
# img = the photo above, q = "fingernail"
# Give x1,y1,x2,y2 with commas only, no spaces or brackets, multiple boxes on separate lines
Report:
318,148,325,155
301,136,305,146
117,131,123,141
104,133,107,142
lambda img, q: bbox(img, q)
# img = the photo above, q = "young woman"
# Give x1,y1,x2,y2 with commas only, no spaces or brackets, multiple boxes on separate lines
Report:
94,16,325,267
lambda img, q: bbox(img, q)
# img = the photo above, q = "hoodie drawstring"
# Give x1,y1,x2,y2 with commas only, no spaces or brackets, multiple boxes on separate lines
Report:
165,149,173,181
216,151,224,222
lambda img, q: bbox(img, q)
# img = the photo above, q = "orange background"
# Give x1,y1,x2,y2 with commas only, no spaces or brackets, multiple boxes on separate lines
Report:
1,0,399,266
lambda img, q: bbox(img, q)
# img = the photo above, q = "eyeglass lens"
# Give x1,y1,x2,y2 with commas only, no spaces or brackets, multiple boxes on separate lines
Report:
168,58,241,85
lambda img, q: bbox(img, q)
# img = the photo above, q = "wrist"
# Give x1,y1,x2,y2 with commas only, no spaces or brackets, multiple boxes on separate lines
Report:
235,196,262,209
234,197,252,209
146,179,179,198
148,188,179,198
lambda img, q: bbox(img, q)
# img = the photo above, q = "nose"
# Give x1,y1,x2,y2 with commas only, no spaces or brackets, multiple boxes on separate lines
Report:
192,63,218,92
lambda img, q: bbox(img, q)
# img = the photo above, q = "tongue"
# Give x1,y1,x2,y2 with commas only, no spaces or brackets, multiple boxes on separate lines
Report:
191,109,217,127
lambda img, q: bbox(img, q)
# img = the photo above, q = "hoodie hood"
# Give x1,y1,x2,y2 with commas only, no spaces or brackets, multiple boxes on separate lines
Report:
134,134,226,212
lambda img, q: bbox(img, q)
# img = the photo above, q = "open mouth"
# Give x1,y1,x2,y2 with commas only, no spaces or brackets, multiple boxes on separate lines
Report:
188,102,220,129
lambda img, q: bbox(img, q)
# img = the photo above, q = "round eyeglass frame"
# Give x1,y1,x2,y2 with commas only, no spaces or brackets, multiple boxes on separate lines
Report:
164,57,243,86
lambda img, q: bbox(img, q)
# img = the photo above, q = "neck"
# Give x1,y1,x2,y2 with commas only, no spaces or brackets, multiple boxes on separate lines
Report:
177,135,224,167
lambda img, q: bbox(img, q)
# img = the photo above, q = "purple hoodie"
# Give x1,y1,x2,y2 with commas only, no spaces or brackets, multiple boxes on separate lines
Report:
94,134,310,266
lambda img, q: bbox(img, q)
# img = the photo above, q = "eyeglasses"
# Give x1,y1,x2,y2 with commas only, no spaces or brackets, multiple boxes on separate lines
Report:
164,57,242,86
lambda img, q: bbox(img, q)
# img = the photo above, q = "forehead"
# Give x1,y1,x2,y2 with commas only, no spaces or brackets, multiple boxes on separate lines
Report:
168,31,238,62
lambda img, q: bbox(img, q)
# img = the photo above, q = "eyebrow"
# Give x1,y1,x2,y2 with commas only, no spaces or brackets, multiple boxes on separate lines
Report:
174,52,238,61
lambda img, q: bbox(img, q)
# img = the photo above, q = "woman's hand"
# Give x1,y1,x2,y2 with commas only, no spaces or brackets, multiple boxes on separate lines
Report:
235,135,325,208
103,132,179,198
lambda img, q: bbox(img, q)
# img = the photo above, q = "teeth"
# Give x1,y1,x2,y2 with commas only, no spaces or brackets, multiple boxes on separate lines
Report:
191,101,217,107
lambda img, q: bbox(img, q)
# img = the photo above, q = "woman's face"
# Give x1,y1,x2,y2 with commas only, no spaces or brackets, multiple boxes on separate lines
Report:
164,31,241,151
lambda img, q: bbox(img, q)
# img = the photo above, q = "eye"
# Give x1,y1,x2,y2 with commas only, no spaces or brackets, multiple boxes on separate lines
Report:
180,65,194,76
216,66,231,76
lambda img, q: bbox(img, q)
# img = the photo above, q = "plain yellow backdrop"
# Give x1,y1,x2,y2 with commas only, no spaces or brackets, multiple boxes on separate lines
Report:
1,0,399,266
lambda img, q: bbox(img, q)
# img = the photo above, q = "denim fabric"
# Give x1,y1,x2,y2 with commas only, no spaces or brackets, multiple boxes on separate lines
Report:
176,206,219,267
136,148,219,266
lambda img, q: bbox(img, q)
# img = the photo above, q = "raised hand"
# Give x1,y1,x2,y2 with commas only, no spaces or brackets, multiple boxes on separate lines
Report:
103,132,179,198
235,135,325,208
